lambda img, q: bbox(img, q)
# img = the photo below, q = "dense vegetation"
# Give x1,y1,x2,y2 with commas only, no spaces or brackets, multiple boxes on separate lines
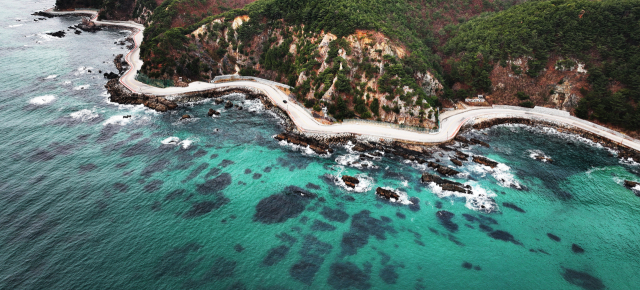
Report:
445,0,640,131
55,0,158,20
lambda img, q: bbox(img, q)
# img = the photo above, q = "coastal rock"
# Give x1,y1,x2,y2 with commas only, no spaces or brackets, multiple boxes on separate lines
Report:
451,158,463,166
441,183,469,193
113,54,127,74
104,79,177,112
473,156,498,168
455,136,469,144
470,138,490,148
214,98,224,105
46,30,66,38
207,108,218,116
427,161,460,176
342,175,360,188
455,151,469,160
624,180,639,189
421,173,471,193
274,132,333,155
225,101,233,109
376,187,399,200
181,114,191,120
104,72,119,79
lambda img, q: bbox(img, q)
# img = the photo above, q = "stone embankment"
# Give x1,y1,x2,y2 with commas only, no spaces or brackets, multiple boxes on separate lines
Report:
105,79,177,112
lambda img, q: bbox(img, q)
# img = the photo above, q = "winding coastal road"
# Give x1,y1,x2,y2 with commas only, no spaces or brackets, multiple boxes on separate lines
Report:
44,8,640,152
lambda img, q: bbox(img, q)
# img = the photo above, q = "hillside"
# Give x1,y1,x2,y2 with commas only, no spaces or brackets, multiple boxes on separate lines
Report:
137,0,524,126
443,0,640,135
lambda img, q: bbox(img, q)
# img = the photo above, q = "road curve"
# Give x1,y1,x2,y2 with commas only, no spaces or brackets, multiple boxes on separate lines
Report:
44,8,640,152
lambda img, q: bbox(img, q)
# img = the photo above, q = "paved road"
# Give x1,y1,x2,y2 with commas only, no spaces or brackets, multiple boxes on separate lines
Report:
44,8,640,152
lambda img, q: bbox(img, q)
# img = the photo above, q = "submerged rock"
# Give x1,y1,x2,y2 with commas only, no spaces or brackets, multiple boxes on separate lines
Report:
342,175,360,188
572,243,585,254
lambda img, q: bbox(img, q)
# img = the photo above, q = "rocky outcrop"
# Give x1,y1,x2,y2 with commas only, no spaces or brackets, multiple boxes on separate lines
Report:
428,162,460,176
451,158,463,166
342,175,360,188
114,54,127,74
104,72,119,79
225,101,233,109
46,31,65,38
473,156,498,168
105,79,177,112
455,151,469,161
470,138,490,148
421,173,472,194
207,108,220,116
274,132,334,155
181,114,191,120
624,180,639,191
376,187,400,200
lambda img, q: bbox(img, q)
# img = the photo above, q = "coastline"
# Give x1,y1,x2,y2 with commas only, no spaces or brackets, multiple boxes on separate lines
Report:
40,8,640,159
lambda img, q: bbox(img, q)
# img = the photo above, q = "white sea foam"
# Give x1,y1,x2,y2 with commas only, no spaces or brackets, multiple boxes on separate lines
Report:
277,139,331,157
468,161,521,189
619,157,640,167
332,169,374,193
335,153,377,169
376,186,413,205
103,115,132,126
70,109,98,121
428,181,498,212
161,137,180,145
45,75,57,79
74,84,90,90
63,81,71,85
29,95,56,105
527,149,552,162
179,139,193,149
8,24,23,28
244,99,264,112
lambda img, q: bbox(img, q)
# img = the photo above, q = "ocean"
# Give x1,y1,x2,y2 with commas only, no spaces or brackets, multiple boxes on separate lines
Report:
1,1,639,289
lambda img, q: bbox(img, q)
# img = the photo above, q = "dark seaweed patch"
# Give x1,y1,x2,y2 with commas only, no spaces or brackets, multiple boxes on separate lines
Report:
502,202,526,213
311,220,336,231
379,265,399,284
203,257,236,279
173,161,194,171
395,212,406,219
252,173,262,179
197,173,232,194
204,167,222,179
290,261,321,285
244,169,252,174
434,201,443,209
462,262,473,269
218,159,234,168
277,154,311,171
340,210,397,256
141,159,170,177
165,189,185,201
290,235,332,285
192,149,207,158
561,268,605,290
183,199,229,218
488,230,522,245
79,163,97,173
234,244,245,253
209,153,218,159
151,201,162,211
264,166,272,173
462,213,477,223
474,266,482,271
182,163,209,183
306,183,321,190
144,179,164,192
436,210,458,233
121,138,152,158
547,233,561,242
476,214,498,225
254,186,315,224
113,182,128,193
97,124,120,143
328,262,371,290
408,197,420,212
479,224,493,232
299,216,309,224
572,244,585,254
154,243,202,278
276,232,298,245
262,245,290,266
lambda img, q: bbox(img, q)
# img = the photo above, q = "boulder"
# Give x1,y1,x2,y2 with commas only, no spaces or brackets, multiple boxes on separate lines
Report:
208,108,215,116
437,166,460,176
376,187,400,200
225,101,233,109
214,98,224,105
342,175,360,188
181,114,191,120
473,156,498,168
455,136,469,144
46,31,65,38
455,151,469,160
441,183,469,193
470,138,490,148
451,158,463,166
624,180,639,189
534,154,553,163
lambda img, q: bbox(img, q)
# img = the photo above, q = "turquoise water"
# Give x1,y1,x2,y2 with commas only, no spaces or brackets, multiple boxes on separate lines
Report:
2,1,640,289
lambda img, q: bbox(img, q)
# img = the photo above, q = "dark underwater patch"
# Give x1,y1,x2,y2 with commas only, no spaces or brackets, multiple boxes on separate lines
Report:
572,243,585,253
252,173,262,179
488,230,522,245
254,186,315,224
79,163,97,173
173,161,194,171
395,212,406,219
310,220,336,231
202,257,236,280
306,183,321,190
97,124,120,143
165,189,185,201
113,182,128,193
192,149,207,158
218,159,234,168
290,261,321,285
234,244,245,253
276,232,298,245
290,235,333,285
121,138,152,158
204,167,222,179
340,210,397,256
479,224,493,232
379,265,399,284
277,154,311,171
262,245,290,266
144,179,164,192
462,262,473,269
547,233,561,242
408,197,420,211
434,201,443,209
209,153,218,159
141,159,170,177
244,168,252,174
436,210,458,233
197,173,232,194
502,202,526,213
264,166,272,173
182,163,209,183
154,242,202,278
183,199,229,218
561,268,605,290
328,262,371,290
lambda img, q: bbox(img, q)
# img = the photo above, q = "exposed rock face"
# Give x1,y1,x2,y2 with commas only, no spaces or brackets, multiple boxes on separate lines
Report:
105,79,177,112
46,31,65,38
473,156,498,168
624,180,639,188
470,138,490,148
342,175,360,188
104,72,119,79
113,54,127,74
455,151,469,160
208,108,215,116
376,187,399,200
421,173,471,194
274,132,334,155
533,154,553,163
428,162,460,176
181,114,191,120
225,101,233,109
450,158,463,166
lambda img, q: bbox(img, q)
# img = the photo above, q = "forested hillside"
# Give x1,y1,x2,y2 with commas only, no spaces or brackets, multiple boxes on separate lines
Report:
444,0,640,133
55,0,159,21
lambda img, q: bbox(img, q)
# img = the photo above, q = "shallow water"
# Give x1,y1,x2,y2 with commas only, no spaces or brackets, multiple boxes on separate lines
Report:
1,1,640,289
